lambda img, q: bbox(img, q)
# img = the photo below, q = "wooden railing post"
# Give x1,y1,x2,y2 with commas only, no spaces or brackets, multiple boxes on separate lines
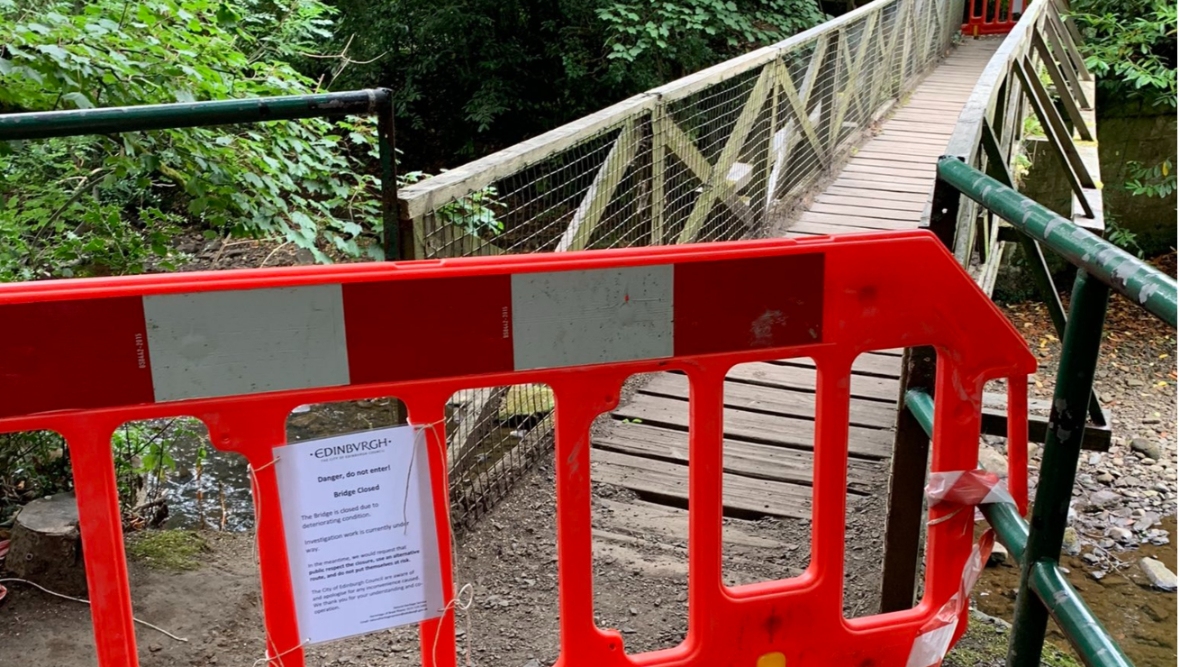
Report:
880,154,964,612
651,100,667,245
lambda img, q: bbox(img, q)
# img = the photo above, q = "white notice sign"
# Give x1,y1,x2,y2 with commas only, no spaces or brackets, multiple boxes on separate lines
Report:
274,425,444,644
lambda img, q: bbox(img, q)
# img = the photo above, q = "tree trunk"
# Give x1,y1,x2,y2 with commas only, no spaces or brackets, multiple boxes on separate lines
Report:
7,493,87,596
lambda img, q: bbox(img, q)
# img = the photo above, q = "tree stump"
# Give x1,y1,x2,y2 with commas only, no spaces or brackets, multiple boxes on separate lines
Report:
7,493,88,596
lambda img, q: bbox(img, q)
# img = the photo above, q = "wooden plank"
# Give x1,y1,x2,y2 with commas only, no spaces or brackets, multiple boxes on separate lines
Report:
777,63,826,159
830,168,936,185
782,351,902,377
859,137,950,152
830,176,933,193
593,422,885,494
1045,3,1091,83
1014,56,1095,213
842,162,935,179
448,386,509,467
1042,13,1090,107
651,103,667,245
556,118,640,251
824,186,930,203
590,447,815,518
797,212,916,231
849,156,939,171
725,361,900,402
830,13,879,152
416,223,505,259
640,373,897,428
1031,30,1092,141
852,150,942,165
881,120,960,132
816,194,926,212
649,0,902,104
853,147,946,162
662,116,756,226
612,394,893,460
889,110,966,123
874,131,954,145
808,203,920,222
787,221,889,236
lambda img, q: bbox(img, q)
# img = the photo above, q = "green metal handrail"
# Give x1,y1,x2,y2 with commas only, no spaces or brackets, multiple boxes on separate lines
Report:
907,159,1178,667
938,157,1178,326
0,89,405,262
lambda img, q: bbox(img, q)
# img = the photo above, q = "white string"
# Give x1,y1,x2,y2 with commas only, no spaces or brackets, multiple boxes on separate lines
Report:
251,637,310,667
0,578,188,642
432,583,475,667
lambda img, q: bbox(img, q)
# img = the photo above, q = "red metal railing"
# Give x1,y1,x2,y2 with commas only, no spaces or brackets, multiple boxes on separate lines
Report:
963,0,1021,35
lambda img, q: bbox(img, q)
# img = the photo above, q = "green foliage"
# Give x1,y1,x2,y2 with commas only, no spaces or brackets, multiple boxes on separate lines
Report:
598,0,824,74
403,171,504,236
1069,0,1177,108
318,0,824,167
111,419,203,511
1124,158,1176,199
1105,217,1145,257
0,0,385,280
1022,114,1045,138
0,430,69,523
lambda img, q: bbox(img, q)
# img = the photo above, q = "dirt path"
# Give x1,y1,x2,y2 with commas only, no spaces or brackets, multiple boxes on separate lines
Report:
0,455,885,667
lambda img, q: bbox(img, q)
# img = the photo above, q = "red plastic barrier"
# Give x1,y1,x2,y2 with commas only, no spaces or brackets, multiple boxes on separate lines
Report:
0,232,1035,667
962,0,1022,35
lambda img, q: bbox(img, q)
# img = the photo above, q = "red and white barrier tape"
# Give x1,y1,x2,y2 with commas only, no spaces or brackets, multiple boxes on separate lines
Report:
906,469,1013,667
926,469,1013,510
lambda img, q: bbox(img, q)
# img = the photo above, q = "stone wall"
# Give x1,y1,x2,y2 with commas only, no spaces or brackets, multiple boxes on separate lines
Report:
1019,94,1176,255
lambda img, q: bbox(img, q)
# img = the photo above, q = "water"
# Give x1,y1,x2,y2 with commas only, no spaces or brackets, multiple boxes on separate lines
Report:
153,399,403,531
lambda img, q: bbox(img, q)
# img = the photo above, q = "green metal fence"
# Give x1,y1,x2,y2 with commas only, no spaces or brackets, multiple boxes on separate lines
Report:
910,157,1178,667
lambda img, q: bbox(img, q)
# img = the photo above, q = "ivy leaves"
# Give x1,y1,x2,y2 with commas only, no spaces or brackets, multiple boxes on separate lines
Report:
0,0,382,280
598,0,825,77
1070,0,1176,108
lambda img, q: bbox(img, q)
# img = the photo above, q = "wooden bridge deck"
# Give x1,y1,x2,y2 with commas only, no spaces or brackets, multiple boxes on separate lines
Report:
589,38,1002,517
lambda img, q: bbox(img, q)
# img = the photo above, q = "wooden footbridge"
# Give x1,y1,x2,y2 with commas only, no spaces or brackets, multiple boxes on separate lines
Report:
399,0,1108,580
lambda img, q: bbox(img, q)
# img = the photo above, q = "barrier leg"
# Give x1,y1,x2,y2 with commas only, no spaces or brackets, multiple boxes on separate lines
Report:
811,354,854,610
208,406,305,667
687,365,726,634
64,417,139,667
247,451,306,667
414,400,457,667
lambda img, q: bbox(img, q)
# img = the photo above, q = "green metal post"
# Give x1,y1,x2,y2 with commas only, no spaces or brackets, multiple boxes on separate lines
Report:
1030,562,1134,667
981,502,1028,564
1008,269,1109,667
376,91,400,262
937,157,1178,327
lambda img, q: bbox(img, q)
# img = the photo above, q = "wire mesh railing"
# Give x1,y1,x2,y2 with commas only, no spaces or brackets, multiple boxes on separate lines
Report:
400,0,965,527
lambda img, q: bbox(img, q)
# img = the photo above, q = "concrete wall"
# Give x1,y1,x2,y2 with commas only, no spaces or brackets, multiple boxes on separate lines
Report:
1096,96,1177,254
